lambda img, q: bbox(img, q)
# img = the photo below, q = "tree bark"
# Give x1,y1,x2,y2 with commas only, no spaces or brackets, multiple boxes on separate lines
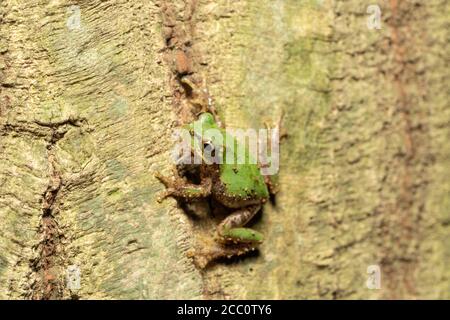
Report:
0,0,448,299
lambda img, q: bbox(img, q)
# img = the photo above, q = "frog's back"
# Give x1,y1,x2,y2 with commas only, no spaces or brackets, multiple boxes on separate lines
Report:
216,130,269,207
219,163,269,200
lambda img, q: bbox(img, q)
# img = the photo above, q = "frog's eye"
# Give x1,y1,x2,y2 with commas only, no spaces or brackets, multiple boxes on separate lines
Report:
203,141,215,157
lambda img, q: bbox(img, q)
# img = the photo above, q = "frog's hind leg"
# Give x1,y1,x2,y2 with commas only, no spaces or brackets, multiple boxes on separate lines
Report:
189,205,263,269
217,204,263,244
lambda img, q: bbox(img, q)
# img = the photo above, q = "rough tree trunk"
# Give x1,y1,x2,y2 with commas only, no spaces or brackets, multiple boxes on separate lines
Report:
0,0,448,299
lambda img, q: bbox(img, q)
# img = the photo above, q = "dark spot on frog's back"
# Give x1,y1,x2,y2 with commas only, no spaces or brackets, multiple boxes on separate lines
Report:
232,167,238,174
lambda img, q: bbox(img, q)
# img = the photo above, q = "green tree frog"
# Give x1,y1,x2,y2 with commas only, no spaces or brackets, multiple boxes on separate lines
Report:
156,112,279,267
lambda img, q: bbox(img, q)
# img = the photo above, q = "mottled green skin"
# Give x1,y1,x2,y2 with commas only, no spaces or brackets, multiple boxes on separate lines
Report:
222,228,264,243
186,113,269,201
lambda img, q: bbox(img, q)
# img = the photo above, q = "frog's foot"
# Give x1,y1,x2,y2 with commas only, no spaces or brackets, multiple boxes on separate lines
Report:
264,174,280,195
187,205,263,269
180,76,222,123
187,243,259,269
263,110,288,141
179,77,209,113
155,169,212,202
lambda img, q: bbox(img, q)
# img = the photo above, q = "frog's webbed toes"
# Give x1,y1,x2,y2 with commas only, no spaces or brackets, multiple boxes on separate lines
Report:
155,172,172,185
155,168,185,187
155,171,181,202
264,175,280,195
188,243,259,269
187,249,210,269
156,188,176,203
263,112,288,141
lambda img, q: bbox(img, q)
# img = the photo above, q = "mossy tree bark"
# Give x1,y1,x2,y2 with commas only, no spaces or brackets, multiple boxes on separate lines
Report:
0,0,448,299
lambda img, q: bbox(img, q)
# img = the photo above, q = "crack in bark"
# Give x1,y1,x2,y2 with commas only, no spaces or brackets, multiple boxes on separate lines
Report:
1,118,87,140
160,0,214,124
30,146,63,300
28,120,85,300
379,0,430,299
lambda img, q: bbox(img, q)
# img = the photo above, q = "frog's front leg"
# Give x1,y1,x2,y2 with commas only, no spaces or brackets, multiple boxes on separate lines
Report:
180,77,222,125
155,168,212,202
217,204,263,244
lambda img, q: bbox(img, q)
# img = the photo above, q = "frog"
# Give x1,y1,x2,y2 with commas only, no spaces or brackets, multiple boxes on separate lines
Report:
156,111,280,267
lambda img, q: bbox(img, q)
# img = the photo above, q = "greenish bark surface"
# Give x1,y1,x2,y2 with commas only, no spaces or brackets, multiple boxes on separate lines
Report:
0,0,448,299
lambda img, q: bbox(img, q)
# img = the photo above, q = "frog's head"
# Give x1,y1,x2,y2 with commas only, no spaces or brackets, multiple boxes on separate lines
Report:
183,113,224,165
184,112,217,131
